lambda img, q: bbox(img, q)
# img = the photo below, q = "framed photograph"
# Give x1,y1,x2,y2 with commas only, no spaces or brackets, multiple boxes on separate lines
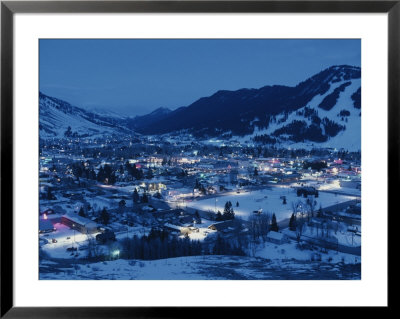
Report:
1,0,395,316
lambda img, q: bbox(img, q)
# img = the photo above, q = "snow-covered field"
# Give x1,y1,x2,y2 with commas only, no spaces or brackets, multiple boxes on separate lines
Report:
40,223,101,259
40,222,156,260
39,254,360,280
255,240,359,263
186,186,356,221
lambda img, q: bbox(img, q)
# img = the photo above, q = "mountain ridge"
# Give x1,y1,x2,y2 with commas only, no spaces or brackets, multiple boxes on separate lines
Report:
39,65,361,150
135,65,360,139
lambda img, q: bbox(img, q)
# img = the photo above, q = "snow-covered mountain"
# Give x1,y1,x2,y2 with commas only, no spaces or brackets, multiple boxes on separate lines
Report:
39,92,131,139
40,65,361,150
240,68,361,150
135,65,361,150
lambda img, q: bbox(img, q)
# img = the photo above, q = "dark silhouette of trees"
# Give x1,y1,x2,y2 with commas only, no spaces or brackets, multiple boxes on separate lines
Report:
351,87,361,109
270,213,279,232
146,169,154,179
132,188,140,204
124,161,144,180
120,229,205,260
289,213,297,231
248,212,271,241
46,187,56,200
64,126,72,137
78,207,86,217
96,164,116,185
254,167,259,176
319,81,351,111
212,234,246,256
222,201,235,220
118,200,126,214
215,211,223,221
141,192,149,203
100,207,110,225
303,161,327,171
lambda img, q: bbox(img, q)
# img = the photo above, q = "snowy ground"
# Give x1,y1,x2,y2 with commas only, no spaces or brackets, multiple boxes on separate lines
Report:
114,225,152,240
84,196,119,211
254,240,360,263
186,186,356,221
40,223,101,259
316,180,361,197
39,254,360,280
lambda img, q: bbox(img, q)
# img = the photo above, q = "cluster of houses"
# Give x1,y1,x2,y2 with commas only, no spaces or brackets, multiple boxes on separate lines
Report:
39,210,98,235
39,135,361,259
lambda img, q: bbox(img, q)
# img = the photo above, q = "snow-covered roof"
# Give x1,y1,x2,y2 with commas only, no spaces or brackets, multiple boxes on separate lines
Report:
267,231,286,241
63,213,97,227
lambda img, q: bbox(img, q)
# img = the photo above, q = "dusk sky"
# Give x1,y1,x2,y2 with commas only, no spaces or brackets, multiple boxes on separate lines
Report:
39,39,360,116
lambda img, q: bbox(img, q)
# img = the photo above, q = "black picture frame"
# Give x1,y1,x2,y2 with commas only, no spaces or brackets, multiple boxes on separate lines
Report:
1,0,395,317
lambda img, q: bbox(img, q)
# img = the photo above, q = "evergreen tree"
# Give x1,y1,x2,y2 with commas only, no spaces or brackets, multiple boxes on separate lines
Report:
141,192,149,203
194,210,201,224
133,188,140,204
146,168,154,179
103,164,113,183
97,166,105,183
223,201,235,220
270,213,279,232
100,207,110,225
89,168,97,180
78,207,86,218
289,213,297,231
128,164,144,180
46,187,55,200
64,126,72,137
109,172,117,185
153,191,162,199
215,211,223,221
118,200,126,213
254,167,259,176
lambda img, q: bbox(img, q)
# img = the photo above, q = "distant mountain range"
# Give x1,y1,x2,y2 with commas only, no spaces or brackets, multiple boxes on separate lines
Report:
125,107,172,131
39,92,131,139
39,65,361,150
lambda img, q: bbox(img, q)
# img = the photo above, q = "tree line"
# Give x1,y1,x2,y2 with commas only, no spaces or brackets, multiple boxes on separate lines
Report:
119,228,245,260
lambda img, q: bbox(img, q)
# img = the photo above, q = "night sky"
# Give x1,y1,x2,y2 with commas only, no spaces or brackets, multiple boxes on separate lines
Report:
39,39,360,116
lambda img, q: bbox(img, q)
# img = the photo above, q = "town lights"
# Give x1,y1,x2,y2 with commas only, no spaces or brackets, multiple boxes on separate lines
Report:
112,250,120,259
